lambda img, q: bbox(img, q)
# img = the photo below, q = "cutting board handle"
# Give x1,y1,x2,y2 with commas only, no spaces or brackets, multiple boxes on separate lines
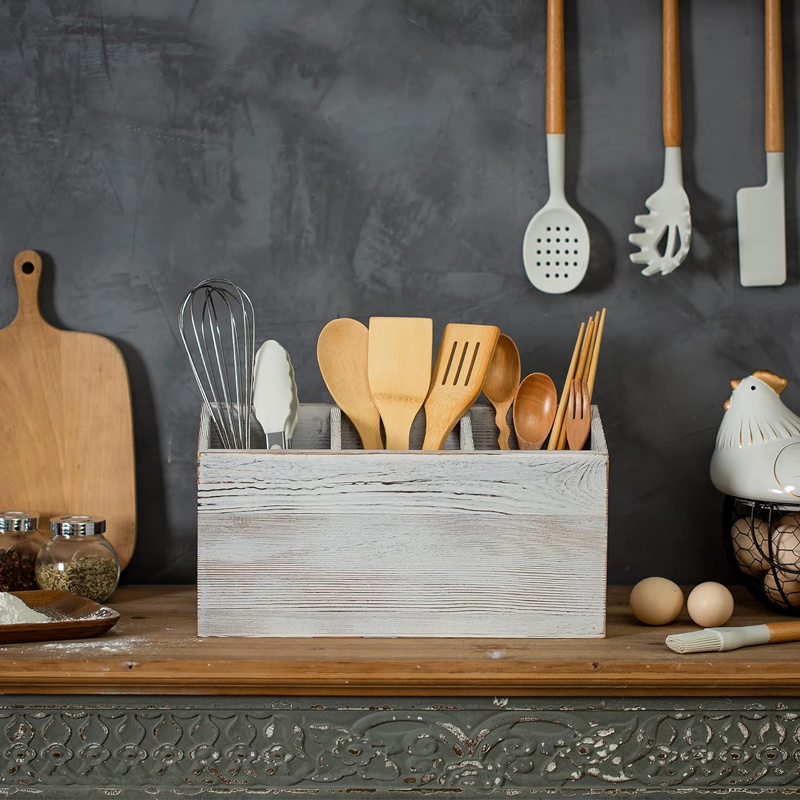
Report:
12,250,45,326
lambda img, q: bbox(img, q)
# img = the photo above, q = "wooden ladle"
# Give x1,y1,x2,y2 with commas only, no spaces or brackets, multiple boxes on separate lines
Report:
483,334,521,450
513,373,558,450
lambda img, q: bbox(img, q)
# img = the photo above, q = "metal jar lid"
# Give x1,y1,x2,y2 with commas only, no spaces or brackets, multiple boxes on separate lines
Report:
50,515,106,537
0,511,39,532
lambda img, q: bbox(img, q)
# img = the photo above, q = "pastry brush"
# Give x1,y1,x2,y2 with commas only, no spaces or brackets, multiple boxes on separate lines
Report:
666,621,800,654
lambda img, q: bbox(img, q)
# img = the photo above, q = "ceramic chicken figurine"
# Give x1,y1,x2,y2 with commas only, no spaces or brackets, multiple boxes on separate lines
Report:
711,370,800,503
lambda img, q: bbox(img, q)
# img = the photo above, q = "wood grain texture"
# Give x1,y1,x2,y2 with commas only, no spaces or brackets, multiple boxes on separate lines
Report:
662,0,682,147
368,317,432,450
0,251,136,569
546,0,565,134
197,403,608,638
317,318,383,449
422,323,499,450
766,0,784,152
4,585,800,696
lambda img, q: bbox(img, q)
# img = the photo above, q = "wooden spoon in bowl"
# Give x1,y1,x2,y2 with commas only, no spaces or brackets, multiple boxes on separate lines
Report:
483,334,521,450
513,373,558,450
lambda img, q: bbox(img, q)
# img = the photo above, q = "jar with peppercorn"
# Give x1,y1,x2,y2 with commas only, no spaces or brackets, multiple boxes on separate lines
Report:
0,511,46,591
36,516,120,602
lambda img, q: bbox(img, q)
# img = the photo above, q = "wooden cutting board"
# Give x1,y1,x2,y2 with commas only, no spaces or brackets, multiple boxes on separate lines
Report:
0,251,136,568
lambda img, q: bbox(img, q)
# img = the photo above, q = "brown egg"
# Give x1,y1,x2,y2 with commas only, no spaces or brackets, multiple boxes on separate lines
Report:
687,582,735,627
763,570,800,609
731,517,771,576
772,514,800,573
629,577,684,625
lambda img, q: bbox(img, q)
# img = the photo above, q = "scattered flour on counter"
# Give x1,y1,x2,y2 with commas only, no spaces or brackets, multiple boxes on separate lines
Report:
0,592,50,624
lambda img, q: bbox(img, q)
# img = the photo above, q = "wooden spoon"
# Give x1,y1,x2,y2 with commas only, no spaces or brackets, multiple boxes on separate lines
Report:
483,334,521,450
513,373,558,450
317,319,383,449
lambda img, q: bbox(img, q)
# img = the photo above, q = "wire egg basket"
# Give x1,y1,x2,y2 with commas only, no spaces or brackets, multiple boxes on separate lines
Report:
723,495,800,614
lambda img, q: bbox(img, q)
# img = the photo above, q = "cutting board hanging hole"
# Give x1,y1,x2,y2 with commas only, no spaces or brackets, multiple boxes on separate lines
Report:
13,250,44,326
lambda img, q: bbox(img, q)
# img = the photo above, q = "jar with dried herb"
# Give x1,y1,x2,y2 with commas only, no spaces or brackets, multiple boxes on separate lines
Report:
36,516,120,602
0,511,46,591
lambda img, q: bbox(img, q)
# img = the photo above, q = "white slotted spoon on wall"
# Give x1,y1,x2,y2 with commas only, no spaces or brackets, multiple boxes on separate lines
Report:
629,0,691,277
523,0,590,295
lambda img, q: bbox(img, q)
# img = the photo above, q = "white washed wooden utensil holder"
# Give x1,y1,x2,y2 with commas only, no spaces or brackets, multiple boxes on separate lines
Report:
197,403,608,638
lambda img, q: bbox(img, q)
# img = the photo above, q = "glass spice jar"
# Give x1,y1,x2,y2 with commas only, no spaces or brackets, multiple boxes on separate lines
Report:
36,516,120,602
0,511,46,591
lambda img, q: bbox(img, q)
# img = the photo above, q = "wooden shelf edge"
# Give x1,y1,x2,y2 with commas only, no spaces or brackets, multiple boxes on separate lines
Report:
3,659,800,697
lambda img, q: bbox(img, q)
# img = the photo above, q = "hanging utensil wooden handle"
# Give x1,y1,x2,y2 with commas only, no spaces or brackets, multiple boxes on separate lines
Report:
546,0,565,134
663,0,681,147
766,0,784,153
12,250,45,327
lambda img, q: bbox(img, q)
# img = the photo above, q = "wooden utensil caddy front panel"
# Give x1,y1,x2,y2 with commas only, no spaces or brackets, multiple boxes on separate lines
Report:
197,404,609,638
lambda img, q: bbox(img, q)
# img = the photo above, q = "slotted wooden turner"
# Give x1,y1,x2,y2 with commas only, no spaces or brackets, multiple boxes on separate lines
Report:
422,323,500,450
0,251,136,568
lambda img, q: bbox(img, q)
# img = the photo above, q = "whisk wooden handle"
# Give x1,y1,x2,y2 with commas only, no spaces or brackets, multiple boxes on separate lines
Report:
766,621,800,643
546,0,565,135
662,0,682,147
765,0,784,153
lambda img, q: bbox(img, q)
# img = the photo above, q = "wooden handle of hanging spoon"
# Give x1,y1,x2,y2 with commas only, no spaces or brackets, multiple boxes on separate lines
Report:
663,0,682,147
546,0,565,134
767,620,800,643
766,0,784,152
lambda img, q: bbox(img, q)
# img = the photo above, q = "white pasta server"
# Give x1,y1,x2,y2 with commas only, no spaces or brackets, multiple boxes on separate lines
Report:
253,340,299,449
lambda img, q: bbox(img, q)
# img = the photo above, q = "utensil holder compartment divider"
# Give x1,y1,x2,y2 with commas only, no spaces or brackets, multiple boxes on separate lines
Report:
197,403,609,638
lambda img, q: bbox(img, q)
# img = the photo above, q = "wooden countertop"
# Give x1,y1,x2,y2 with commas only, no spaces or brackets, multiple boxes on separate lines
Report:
1,584,799,696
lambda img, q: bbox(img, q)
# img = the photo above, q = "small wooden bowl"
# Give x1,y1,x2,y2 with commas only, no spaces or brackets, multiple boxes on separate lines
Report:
0,590,120,645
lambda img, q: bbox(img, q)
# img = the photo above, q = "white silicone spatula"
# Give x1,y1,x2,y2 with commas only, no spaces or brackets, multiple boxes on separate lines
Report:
522,0,590,294
737,0,786,288
253,340,299,449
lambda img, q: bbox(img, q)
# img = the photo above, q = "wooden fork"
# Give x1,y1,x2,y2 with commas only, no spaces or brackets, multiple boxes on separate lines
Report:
565,377,591,451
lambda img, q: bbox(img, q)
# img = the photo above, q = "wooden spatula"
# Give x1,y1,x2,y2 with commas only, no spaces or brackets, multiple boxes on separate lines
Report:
368,317,433,450
0,251,136,568
422,323,500,450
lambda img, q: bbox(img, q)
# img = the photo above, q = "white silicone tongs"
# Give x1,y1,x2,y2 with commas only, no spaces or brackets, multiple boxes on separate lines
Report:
253,340,299,449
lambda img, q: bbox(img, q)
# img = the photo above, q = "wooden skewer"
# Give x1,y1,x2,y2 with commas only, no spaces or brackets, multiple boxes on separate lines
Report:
547,321,585,451
580,312,600,380
558,316,595,449
587,307,606,398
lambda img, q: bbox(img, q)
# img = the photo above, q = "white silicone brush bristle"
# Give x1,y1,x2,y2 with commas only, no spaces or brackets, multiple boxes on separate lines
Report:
666,629,724,654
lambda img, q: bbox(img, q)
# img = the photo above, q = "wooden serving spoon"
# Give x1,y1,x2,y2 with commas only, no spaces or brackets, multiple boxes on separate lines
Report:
513,373,558,450
317,319,383,449
483,334,521,450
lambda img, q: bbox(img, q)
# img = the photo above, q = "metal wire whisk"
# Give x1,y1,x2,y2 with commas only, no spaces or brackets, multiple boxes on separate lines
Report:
179,277,255,449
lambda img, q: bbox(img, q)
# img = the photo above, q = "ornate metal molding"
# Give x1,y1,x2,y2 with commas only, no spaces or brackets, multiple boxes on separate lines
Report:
1,697,800,796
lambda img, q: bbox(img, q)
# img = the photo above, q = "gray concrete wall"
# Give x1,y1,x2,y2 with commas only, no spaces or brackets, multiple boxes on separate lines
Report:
0,0,794,585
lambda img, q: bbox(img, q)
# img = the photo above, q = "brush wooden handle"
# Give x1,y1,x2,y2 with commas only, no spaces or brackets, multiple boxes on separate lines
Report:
546,0,565,134
663,0,682,147
12,250,45,327
766,0,784,152
766,620,800,643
